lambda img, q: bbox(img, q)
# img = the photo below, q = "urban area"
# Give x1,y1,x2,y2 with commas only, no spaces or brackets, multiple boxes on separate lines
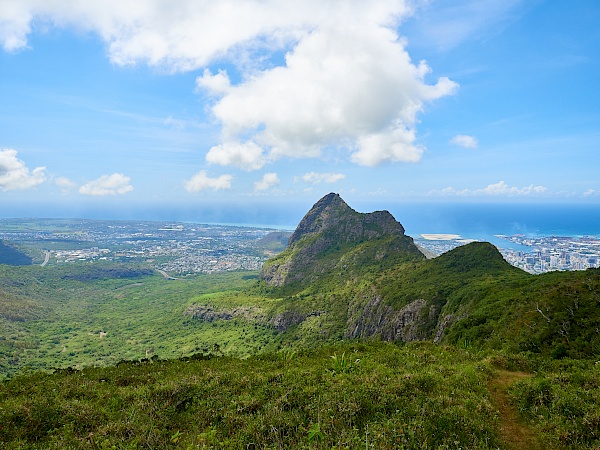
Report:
1,219,599,275
0,219,280,276
416,234,600,274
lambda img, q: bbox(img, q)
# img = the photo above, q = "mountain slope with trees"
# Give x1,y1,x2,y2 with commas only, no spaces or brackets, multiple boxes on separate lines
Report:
258,193,600,359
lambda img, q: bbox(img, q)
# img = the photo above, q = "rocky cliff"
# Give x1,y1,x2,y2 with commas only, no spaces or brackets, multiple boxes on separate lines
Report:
260,193,423,288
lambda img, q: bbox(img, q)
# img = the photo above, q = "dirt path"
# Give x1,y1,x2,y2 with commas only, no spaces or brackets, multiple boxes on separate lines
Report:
487,370,544,450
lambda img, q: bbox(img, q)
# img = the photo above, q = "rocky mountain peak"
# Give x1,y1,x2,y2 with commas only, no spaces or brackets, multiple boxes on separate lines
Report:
288,193,405,247
260,193,417,288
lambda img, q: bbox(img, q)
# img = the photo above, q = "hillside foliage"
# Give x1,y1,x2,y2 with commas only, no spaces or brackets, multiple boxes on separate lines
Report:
1,195,599,448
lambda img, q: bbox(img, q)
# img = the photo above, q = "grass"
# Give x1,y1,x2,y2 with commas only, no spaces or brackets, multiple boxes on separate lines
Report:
0,342,505,449
508,358,600,449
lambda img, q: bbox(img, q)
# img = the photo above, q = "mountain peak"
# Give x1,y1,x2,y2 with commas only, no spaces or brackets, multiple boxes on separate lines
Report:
288,193,404,247
261,194,418,287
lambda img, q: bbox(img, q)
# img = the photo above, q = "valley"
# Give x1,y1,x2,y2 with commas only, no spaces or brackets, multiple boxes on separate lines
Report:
1,194,599,449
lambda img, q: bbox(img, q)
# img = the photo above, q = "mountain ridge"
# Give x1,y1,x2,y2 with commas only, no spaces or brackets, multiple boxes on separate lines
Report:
257,193,600,360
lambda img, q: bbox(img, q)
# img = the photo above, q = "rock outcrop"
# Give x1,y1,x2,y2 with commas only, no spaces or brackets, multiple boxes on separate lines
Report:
347,296,437,342
260,193,422,288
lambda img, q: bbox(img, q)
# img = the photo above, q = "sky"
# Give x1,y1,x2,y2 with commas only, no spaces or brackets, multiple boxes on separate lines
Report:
1,0,599,226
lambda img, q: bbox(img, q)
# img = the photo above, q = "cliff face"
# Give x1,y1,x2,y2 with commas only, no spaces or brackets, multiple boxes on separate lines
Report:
287,193,405,247
260,193,422,288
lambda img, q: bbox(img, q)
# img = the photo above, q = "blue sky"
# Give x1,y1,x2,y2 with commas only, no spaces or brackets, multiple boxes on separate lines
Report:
1,0,599,224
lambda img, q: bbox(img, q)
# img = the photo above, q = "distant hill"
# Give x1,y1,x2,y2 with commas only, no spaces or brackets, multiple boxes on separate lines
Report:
0,241,32,266
256,231,292,253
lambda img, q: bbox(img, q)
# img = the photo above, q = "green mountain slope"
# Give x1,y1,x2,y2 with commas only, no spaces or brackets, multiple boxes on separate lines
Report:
258,194,600,360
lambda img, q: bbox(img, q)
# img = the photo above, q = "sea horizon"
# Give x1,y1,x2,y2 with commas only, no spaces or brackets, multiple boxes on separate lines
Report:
2,202,598,242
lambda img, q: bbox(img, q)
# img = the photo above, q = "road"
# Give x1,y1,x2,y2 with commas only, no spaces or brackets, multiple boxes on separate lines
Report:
41,251,50,267
156,269,177,280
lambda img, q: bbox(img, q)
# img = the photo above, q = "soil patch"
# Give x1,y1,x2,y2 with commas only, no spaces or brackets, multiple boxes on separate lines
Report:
488,370,543,450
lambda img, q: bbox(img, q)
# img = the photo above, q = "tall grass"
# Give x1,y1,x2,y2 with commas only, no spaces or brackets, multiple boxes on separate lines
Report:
1,342,501,449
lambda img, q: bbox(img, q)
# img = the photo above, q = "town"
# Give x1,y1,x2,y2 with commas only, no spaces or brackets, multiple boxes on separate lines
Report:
0,219,278,275
1,219,599,275
497,235,600,274
416,234,600,274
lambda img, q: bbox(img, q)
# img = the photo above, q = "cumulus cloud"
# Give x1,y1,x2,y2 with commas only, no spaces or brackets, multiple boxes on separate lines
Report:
206,141,267,171
431,180,548,197
0,149,46,190
583,189,598,197
184,170,232,192
1,1,457,169
450,134,478,149
196,69,232,96
206,25,457,168
0,1,411,67
254,172,280,191
79,173,133,196
301,172,346,184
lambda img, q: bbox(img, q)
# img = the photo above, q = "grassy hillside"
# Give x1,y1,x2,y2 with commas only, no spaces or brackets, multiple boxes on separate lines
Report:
257,242,600,360
1,342,598,449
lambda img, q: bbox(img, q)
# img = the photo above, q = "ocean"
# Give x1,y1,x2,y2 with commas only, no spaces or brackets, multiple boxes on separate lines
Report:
2,200,598,244
384,203,600,250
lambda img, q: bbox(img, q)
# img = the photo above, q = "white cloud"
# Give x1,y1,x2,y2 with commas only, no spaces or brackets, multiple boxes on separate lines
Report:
431,180,548,197
450,134,478,149
207,25,457,169
583,189,598,197
482,181,547,196
0,2,457,169
196,69,232,96
254,172,280,191
301,172,346,184
206,141,267,171
184,170,232,192
54,176,77,192
79,173,133,196
0,1,412,68
0,149,46,190
0,2,32,52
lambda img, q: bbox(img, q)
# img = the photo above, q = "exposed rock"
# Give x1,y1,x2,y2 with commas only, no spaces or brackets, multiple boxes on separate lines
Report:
271,310,307,332
347,296,437,342
434,313,464,343
185,305,265,323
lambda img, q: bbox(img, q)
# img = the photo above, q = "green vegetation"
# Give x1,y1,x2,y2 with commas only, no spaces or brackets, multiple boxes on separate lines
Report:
0,241,32,266
510,358,600,448
2,198,600,448
0,263,279,378
0,342,508,449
